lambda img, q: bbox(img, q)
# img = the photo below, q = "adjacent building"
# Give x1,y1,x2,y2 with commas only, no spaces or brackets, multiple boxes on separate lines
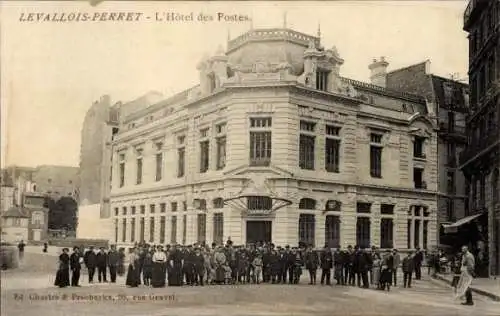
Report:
1,192,49,242
76,95,121,239
382,61,470,245
107,27,439,250
1,165,79,205
460,0,500,277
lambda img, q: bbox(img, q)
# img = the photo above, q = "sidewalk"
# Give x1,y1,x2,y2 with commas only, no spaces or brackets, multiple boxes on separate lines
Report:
433,273,500,301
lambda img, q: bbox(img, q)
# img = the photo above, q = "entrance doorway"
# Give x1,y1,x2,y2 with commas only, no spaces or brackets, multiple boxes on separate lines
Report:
246,221,272,244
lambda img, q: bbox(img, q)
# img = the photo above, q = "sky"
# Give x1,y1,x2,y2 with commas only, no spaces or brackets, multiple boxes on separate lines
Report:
0,1,469,168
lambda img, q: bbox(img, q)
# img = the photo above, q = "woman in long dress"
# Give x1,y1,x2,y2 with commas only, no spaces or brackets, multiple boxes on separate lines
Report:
125,248,140,287
151,247,167,288
371,252,382,289
167,245,183,286
54,248,70,288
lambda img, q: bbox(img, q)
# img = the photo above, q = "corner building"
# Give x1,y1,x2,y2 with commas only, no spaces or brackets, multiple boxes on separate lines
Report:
110,28,439,250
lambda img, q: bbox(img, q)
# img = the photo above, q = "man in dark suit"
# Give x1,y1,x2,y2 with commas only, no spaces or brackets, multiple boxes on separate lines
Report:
96,247,108,283
83,246,97,283
107,245,120,283
413,247,423,280
69,247,82,287
402,251,414,288
355,247,371,288
278,248,288,284
320,245,333,285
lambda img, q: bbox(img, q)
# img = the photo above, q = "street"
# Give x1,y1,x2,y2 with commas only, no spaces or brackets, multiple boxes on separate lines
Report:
1,253,500,316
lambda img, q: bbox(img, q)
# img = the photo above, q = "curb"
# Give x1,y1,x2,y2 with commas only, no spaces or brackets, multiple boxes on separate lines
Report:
432,274,500,302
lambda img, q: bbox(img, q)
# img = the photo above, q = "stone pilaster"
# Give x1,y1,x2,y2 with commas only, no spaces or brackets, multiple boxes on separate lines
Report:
186,208,197,244
340,192,357,248
371,201,381,248
206,212,214,244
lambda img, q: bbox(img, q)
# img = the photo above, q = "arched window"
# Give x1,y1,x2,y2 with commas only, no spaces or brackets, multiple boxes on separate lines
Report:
325,200,341,212
299,198,316,210
213,198,224,209
194,199,207,210
493,169,499,203
247,196,272,210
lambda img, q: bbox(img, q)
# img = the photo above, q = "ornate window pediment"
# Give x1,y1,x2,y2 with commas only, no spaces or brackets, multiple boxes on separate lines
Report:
408,127,432,138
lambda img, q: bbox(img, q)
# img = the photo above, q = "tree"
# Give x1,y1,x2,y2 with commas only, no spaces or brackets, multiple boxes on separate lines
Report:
46,196,78,231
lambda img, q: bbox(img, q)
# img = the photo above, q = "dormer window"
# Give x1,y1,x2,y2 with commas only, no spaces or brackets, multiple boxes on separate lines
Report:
316,69,329,91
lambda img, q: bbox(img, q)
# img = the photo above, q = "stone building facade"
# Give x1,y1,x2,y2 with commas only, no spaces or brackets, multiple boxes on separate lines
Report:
460,0,500,276
384,61,470,242
109,28,439,250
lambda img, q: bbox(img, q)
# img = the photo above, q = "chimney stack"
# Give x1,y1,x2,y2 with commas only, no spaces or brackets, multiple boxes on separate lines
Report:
368,57,389,88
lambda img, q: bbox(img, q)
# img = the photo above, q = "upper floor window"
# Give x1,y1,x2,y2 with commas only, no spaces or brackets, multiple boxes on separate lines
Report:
213,198,224,209
135,148,143,185
32,211,43,225
316,69,329,91
119,153,125,188
177,135,186,178
299,198,316,210
369,133,383,178
447,112,455,131
200,140,210,173
155,142,163,181
200,128,209,138
413,136,426,159
250,118,272,128
414,167,425,189
247,196,272,210
299,121,316,170
199,128,210,173
325,125,341,173
249,117,272,166
216,123,227,170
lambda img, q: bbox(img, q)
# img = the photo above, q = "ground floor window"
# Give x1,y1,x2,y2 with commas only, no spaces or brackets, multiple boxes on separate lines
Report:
380,218,393,249
356,217,370,249
414,220,420,248
171,216,177,244
299,214,315,247
213,212,224,245
130,218,136,243
139,217,145,243
197,214,207,243
149,217,155,243
325,215,340,248
122,219,127,242
160,216,166,244
182,215,187,245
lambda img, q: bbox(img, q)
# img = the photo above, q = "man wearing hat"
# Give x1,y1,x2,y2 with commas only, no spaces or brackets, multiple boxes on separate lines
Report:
96,247,108,283
183,245,195,286
84,246,97,283
193,247,205,286
69,246,82,287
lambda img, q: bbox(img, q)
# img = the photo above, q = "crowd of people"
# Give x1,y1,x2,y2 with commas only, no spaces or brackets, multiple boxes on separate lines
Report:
53,238,429,291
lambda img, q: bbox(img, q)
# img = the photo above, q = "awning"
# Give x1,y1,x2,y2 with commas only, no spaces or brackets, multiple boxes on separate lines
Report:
442,213,484,234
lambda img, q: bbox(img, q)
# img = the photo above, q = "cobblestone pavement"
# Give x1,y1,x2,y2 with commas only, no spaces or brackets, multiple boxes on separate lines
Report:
2,271,500,316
